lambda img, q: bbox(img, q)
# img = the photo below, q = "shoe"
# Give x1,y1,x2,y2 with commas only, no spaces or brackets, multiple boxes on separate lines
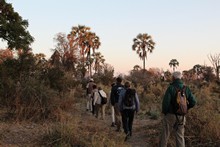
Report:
115,128,121,132
124,132,130,141
130,131,132,136
111,123,115,127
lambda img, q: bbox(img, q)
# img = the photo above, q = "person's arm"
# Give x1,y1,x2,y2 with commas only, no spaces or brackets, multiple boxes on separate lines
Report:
93,92,98,105
135,92,140,112
162,86,172,115
86,83,89,95
110,86,116,105
186,87,197,109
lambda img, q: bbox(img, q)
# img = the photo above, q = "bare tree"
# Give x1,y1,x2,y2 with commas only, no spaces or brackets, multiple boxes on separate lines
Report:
208,53,220,80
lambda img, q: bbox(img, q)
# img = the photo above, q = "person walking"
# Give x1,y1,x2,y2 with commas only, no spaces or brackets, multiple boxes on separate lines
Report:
93,85,107,119
109,83,116,127
159,71,196,147
110,77,124,132
86,78,95,112
119,81,140,141
98,87,107,120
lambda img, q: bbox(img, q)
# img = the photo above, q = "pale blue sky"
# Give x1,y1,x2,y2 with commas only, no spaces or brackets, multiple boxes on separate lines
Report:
1,0,220,74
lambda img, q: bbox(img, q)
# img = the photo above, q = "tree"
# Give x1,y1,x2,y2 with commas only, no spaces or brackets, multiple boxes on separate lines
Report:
133,65,141,71
49,50,62,68
0,48,13,63
53,33,69,55
67,25,101,77
208,53,220,81
53,33,77,71
202,66,215,82
193,64,202,79
132,33,155,70
92,52,105,74
85,32,101,77
169,59,179,72
0,0,34,50
68,25,90,66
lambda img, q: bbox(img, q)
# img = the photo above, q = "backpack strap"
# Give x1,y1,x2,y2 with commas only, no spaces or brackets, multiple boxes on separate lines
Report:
174,85,186,94
98,91,103,98
174,114,185,130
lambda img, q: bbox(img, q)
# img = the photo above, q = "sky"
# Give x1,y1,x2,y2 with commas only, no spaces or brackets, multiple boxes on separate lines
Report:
1,0,220,75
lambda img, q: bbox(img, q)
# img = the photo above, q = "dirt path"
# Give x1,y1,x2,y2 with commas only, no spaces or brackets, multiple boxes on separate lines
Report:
0,103,161,147
80,106,161,147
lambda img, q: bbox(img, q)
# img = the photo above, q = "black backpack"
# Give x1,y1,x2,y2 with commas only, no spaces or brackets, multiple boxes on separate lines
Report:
98,91,107,105
123,88,136,107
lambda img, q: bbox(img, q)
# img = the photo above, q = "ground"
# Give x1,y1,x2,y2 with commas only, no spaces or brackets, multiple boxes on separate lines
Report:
0,104,161,147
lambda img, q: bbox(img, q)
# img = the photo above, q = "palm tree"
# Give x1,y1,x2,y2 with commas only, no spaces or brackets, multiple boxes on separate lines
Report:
67,25,101,77
92,52,105,74
85,32,101,76
68,25,90,66
169,59,179,72
132,33,155,71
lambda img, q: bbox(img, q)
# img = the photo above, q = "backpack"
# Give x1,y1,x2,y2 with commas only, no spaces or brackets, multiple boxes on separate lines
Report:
115,86,124,102
98,91,107,104
123,88,136,107
174,86,188,115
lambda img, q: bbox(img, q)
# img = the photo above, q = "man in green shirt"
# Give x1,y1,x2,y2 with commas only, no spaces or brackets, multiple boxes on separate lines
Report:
159,71,196,147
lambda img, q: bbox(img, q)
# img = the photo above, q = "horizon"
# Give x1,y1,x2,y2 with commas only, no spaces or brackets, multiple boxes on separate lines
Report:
1,0,220,74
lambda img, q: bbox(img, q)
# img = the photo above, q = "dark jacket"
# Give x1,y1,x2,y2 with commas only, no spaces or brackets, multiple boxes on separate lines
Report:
110,83,124,105
162,79,196,115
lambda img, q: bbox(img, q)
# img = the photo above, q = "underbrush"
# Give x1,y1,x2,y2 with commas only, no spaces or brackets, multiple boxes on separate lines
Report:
174,83,219,146
185,84,220,146
39,112,126,147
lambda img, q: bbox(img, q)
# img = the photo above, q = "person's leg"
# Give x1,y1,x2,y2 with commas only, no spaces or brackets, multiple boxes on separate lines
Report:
128,110,135,136
95,103,99,118
114,103,121,131
121,110,129,134
101,104,106,120
89,94,93,112
86,94,90,111
92,99,95,115
159,114,175,147
111,105,115,126
175,116,186,147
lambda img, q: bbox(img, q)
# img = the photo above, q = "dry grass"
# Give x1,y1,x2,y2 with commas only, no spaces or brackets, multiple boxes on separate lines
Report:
0,81,220,146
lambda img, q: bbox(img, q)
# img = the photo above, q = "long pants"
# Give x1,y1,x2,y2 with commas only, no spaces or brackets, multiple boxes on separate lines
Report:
95,104,106,119
121,109,135,135
86,94,93,111
111,105,115,123
159,113,186,147
114,103,121,130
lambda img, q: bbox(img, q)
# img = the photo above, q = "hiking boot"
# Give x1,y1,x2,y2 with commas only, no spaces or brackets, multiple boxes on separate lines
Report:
124,132,130,141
